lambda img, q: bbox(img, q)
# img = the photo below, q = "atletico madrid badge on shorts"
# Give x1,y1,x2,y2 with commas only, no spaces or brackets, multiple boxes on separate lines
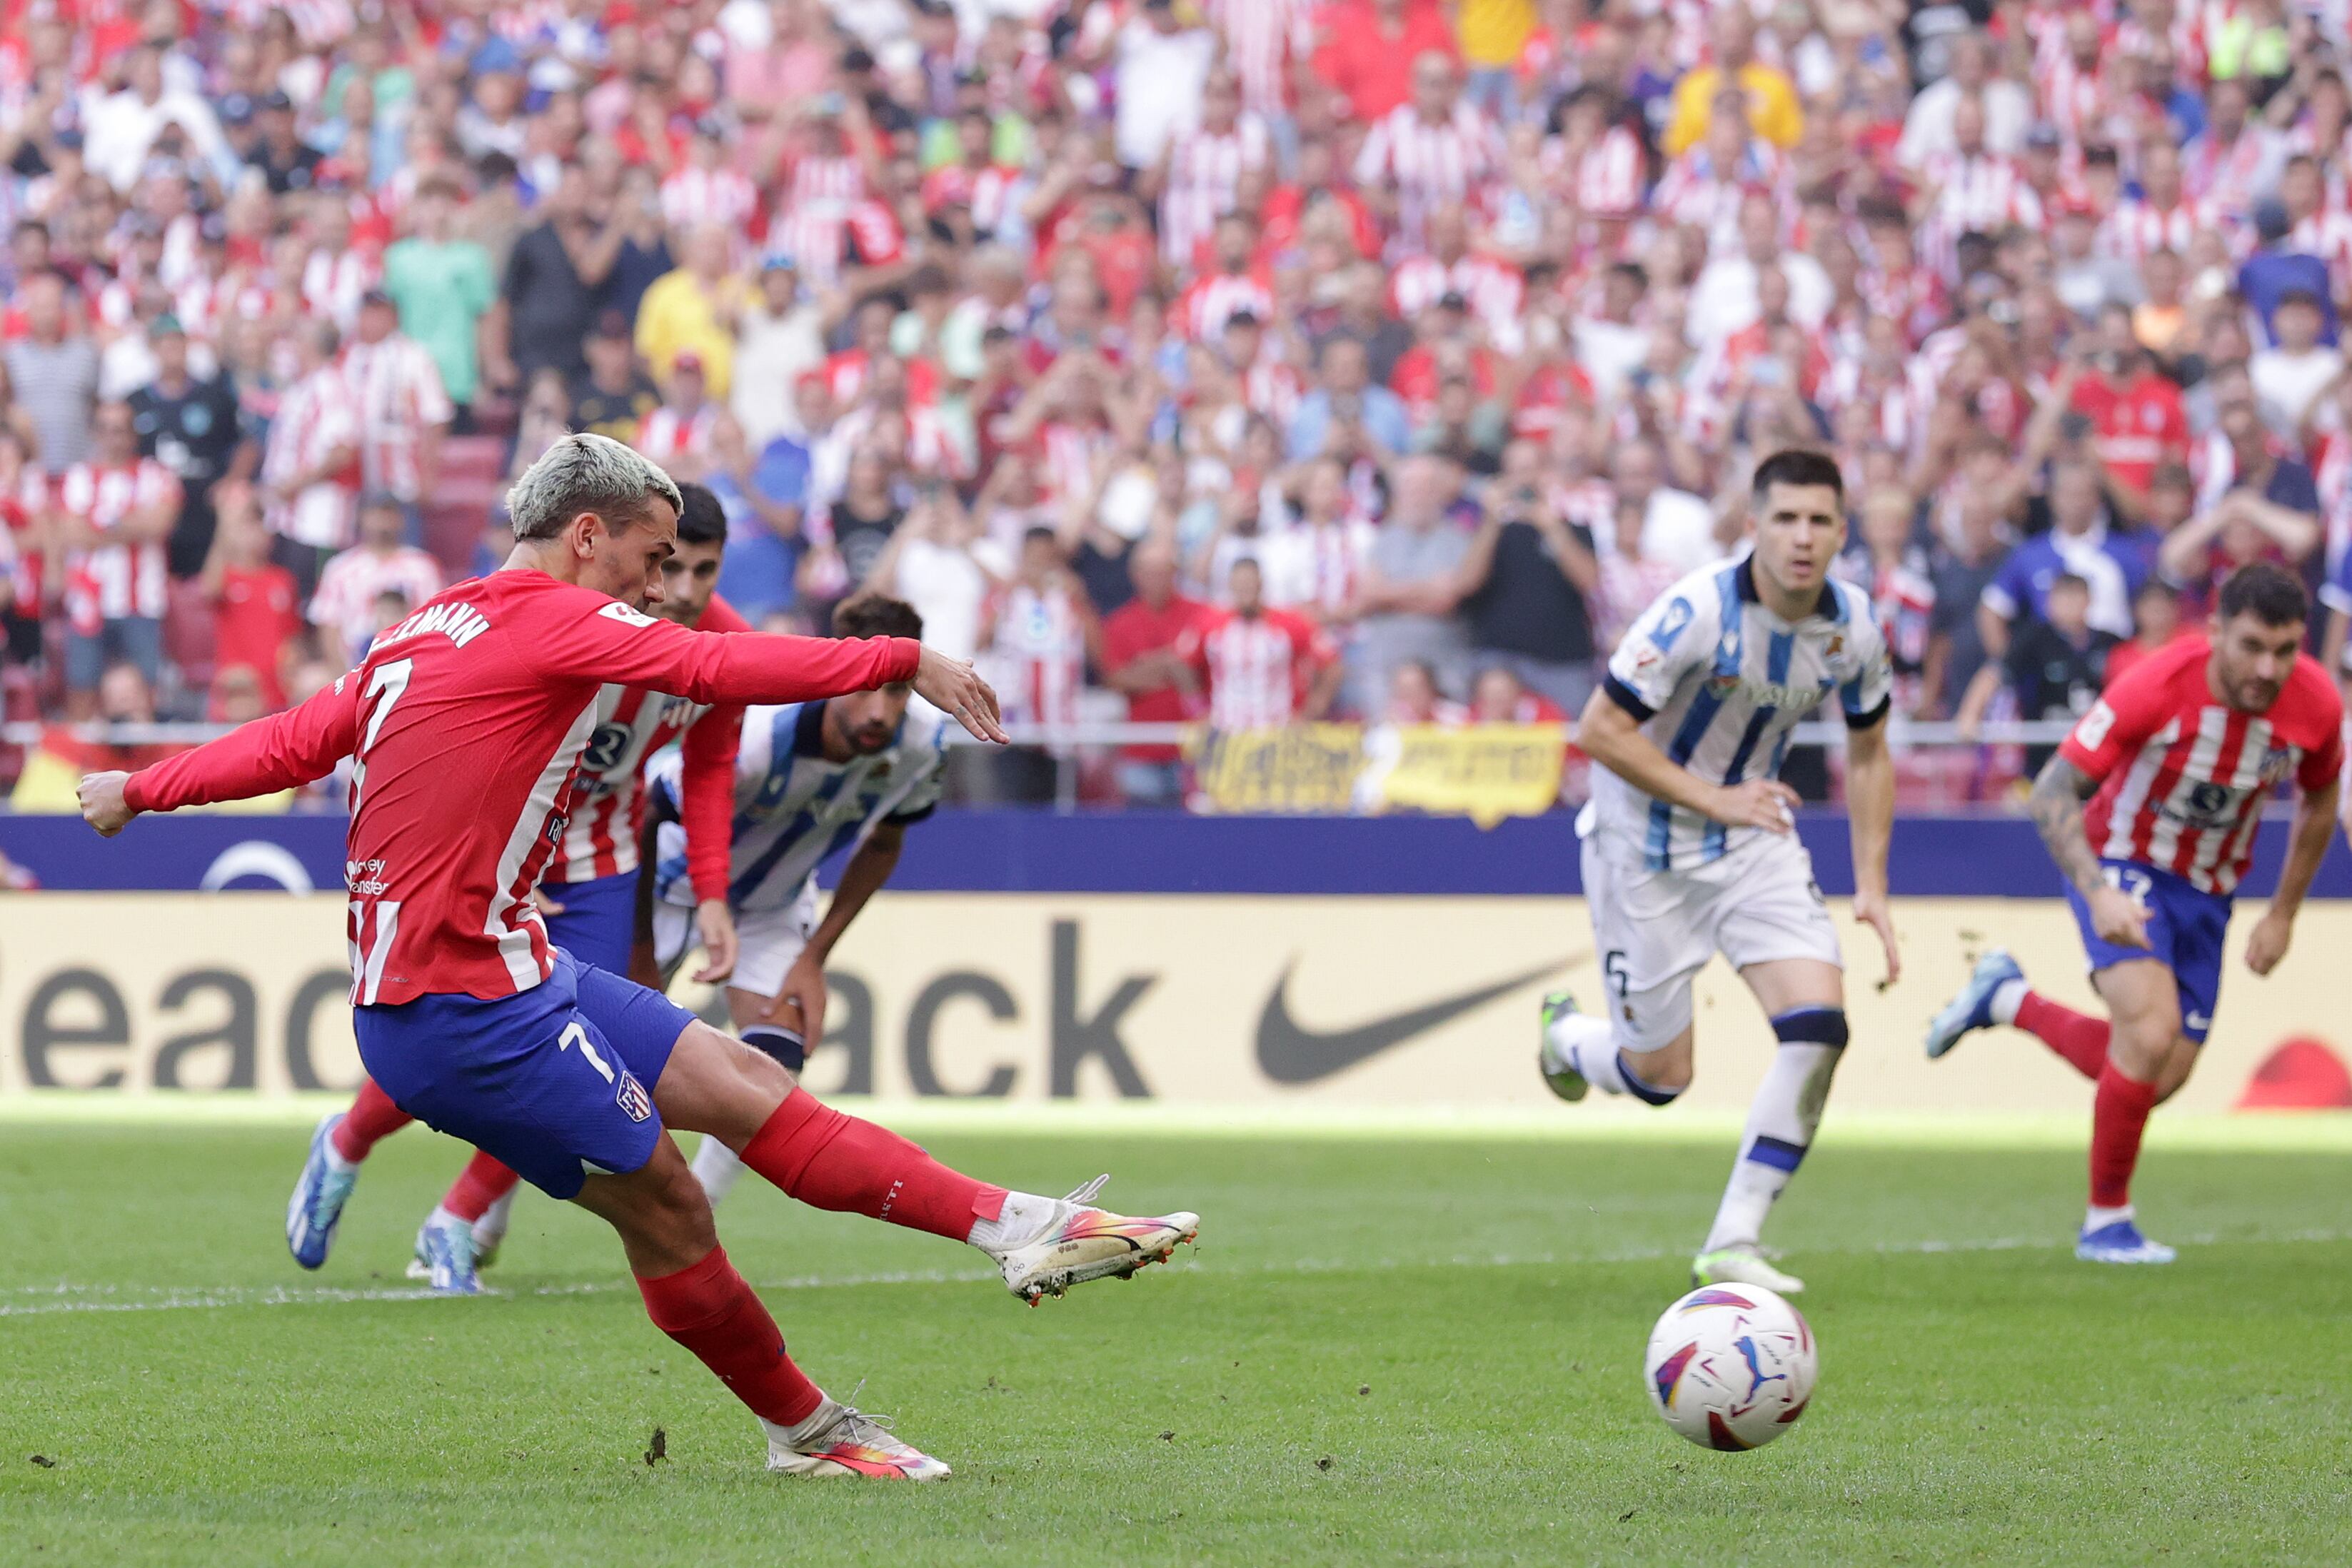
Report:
615,1070,653,1123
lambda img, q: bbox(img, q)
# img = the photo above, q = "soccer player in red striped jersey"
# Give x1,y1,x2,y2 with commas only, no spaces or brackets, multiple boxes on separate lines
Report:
316,483,751,1292
1926,563,2343,1265
78,436,1198,1479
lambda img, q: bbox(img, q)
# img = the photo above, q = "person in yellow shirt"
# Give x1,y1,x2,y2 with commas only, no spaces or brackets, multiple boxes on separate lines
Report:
633,222,749,401
1662,9,1803,158
1457,0,1537,116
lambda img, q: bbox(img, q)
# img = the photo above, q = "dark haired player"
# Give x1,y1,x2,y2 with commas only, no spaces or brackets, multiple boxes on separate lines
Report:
288,483,750,1293
1927,561,2343,1264
1537,449,1901,1295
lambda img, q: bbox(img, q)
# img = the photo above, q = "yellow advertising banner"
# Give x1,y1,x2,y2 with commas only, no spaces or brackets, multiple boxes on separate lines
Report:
2,893,2348,1117
1190,724,1568,825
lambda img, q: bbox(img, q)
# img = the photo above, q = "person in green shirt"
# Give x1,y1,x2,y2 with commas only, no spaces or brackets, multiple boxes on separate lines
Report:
380,178,496,413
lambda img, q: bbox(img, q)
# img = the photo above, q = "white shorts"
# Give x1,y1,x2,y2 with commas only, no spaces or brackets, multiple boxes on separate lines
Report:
653,883,818,1000
1580,828,1842,1054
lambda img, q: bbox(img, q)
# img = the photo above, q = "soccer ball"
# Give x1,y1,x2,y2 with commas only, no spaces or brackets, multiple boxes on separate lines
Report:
1642,1282,1817,1451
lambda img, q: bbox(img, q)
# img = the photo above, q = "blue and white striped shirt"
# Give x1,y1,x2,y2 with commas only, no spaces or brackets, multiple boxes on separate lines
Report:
1581,556,1892,872
647,700,948,914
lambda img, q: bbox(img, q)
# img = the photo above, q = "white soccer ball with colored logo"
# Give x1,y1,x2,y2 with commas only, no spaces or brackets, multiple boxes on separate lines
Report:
1643,1282,1816,1450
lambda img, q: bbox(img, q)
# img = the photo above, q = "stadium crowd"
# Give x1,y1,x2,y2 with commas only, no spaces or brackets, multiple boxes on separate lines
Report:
6,0,2352,808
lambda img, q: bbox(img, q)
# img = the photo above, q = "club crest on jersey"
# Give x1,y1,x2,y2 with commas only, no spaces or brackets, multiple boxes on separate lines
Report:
615,1070,653,1122
1708,673,1740,698
2258,743,2294,784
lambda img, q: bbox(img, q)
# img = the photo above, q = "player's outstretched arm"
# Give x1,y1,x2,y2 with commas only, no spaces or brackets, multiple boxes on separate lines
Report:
2026,755,2148,949
1577,684,1798,833
1842,713,1901,982
2248,776,2340,977
82,676,362,835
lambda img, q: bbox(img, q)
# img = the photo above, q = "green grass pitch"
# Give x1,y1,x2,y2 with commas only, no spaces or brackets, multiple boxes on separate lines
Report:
4,1110,2351,1566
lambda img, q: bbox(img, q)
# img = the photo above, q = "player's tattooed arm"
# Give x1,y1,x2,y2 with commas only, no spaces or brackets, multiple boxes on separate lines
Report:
2026,755,2106,898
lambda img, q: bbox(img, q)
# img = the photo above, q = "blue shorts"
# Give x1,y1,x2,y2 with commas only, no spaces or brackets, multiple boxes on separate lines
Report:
2064,858,2229,1044
540,870,638,976
354,951,698,1199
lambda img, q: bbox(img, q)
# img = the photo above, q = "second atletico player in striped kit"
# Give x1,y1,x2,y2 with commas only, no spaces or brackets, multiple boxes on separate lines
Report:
1926,563,2344,1266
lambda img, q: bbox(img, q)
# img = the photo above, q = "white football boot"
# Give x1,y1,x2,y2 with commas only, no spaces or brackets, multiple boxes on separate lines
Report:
1691,1243,1806,1295
765,1396,951,1480
984,1176,1200,1305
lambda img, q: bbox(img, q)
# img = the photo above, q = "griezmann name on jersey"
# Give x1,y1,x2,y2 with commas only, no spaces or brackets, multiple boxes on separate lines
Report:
2060,635,2344,896
1587,556,1894,872
125,571,921,1005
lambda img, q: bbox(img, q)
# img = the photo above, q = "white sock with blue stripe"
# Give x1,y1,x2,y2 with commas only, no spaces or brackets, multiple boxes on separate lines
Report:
1702,1008,1846,1254
1547,1012,1683,1104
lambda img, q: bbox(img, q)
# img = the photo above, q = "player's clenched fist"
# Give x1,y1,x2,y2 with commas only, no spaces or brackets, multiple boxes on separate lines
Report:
914,645,1008,743
1706,778,1799,833
78,770,136,836
2086,885,2151,950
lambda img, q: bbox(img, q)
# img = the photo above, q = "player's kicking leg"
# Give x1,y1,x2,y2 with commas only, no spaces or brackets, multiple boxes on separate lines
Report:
286,1077,415,1268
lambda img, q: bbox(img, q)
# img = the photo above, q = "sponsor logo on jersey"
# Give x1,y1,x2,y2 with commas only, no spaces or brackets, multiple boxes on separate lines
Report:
1255,956,1572,1082
598,601,658,628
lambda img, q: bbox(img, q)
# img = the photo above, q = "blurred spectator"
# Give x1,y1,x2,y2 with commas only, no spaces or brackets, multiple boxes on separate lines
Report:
494,167,622,389
1351,453,1474,713
1663,10,1803,157
54,399,179,715
1312,0,1459,126
733,260,829,446
1385,657,1467,723
2106,578,2195,686
11,660,174,809
198,488,300,712
1184,556,1340,729
635,224,746,399
128,313,246,577
1467,663,1567,724
6,273,99,473
380,181,495,425
1980,457,2153,660
1100,536,1211,806
259,320,358,600
1454,442,1599,714
635,353,720,485
571,313,660,446
1957,572,2113,777
308,494,443,668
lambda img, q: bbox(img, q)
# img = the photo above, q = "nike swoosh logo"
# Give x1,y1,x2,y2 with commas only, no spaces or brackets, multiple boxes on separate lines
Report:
1256,955,1579,1085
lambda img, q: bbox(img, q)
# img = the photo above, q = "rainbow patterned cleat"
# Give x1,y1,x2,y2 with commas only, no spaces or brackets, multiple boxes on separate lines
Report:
765,1398,952,1480
988,1175,1201,1305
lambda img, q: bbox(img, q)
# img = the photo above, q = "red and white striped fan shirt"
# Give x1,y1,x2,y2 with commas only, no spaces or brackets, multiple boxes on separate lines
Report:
635,404,719,469
1389,252,1527,353
1159,116,1272,266
1175,267,1275,341
1548,126,1646,219
550,593,749,891
1352,104,1504,251
920,162,1021,236
261,362,361,548
123,574,920,1006
2062,635,2344,895
1186,606,1332,730
2182,126,2281,213
308,543,446,663
303,247,378,333
1207,0,1312,118
342,333,452,503
661,164,760,234
57,458,177,631
985,581,1087,730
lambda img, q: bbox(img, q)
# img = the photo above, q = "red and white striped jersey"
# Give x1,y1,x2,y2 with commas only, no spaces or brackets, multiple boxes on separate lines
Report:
260,362,360,548
302,247,377,333
2061,635,2344,895
635,404,718,468
1175,267,1275,341
1185,606,1332,730
2099,196,2221,262
661,165,760,234
1546,126,1646,219
1651,143,1784,258
2182,126,2281,213
123,571,922,1005
1207,0,1313,117
770,199,905,292
56,458,176,630
308,544,446,663
1261,518,1374,619
2034,51,2111,150
342,334,452,503
985,580,1086,730
1159,116,1271,266
550,593,750,894
1389,252,1526,353
1918,151,2045,243
1352,104,1504,251
2290,209,2352,296
920,162,1020,236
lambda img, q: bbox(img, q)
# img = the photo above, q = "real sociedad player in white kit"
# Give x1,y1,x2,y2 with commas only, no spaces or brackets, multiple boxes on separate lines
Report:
1537,450,1902,1294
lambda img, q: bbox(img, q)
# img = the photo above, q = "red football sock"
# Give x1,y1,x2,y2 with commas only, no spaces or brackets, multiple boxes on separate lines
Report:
636,1245,823,1428
2016,991,2111,1081
738,1089,1007,1242
2090,1063,2161,1209
440,1151,523,1224
332,1077,414,1163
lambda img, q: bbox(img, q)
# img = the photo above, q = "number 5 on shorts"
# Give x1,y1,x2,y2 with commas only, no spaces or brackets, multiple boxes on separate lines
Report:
560,1020,615,1083
1604,950,1630,1002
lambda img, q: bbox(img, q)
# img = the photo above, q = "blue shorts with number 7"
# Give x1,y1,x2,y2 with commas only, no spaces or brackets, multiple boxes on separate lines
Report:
2064,858,2230,1044
354,950,698,1198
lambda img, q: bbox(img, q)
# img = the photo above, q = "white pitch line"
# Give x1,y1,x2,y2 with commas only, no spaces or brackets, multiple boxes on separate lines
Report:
6,1228,2349,1320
